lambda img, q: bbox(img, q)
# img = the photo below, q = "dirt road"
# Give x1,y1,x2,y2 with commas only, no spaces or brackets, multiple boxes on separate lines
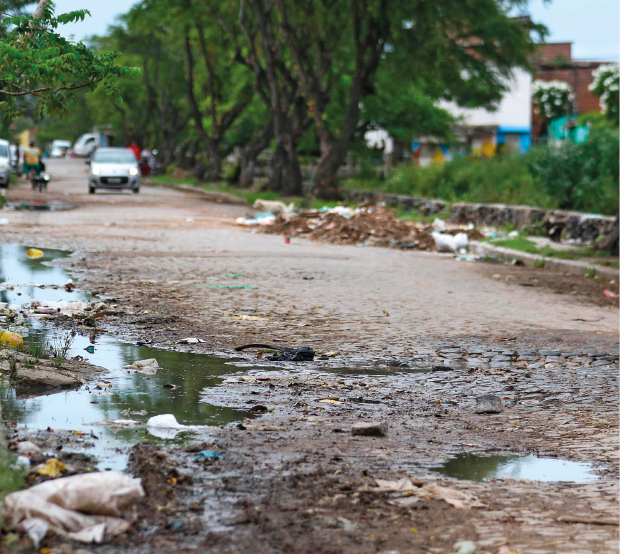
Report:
2,158,618,554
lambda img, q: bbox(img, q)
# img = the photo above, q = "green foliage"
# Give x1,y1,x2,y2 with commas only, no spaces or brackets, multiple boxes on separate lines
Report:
589,63,619,126
532,80,573,121
0,451,26,503
0,3,139,120
349,129,619,215
525,129,619,214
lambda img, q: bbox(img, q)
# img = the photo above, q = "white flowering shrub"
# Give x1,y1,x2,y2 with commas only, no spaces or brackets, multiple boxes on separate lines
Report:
532,80,574,121
589,63,619,125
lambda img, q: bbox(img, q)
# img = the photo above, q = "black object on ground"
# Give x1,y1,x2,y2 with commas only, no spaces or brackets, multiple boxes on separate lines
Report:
235,343,315,361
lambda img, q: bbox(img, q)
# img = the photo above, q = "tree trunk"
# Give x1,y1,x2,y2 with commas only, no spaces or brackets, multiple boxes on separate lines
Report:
239,119,274,187
598,215,619,255
206,141,222,181
269,138,302,196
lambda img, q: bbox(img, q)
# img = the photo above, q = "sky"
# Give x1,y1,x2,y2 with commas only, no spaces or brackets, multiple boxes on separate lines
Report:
54,0,619,61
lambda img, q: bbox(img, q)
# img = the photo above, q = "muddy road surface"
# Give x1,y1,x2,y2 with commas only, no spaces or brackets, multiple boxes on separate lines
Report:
1,158,618,554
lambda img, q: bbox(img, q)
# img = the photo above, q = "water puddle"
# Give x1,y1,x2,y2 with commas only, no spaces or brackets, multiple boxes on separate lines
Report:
5,201,75,212
0,244,250,470
428,453,598,483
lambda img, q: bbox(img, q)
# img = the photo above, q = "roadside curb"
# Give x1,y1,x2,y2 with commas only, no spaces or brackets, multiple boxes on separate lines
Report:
470,242,619,280
150,180,247,205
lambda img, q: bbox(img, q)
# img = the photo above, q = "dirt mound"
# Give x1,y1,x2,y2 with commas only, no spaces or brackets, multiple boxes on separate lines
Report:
263,205,483,250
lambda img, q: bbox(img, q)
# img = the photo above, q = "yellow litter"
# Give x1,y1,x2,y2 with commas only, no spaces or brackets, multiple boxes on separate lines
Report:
0,331,23,348
37,459,66,478
25,248,44,259
231,315,269,321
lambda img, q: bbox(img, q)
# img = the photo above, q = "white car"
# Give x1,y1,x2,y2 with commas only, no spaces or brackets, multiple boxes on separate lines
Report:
0,139,11,187
87,147,140,194
74,133,99,157
50,140,72,158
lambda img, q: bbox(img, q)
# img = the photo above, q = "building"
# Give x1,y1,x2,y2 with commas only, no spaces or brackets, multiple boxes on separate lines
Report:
530,42,607,140
412,68,532,166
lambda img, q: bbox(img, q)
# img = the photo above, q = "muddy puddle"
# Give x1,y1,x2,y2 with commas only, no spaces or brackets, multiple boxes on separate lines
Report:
428,453,598,483
0,244,251,470
4,200,75,212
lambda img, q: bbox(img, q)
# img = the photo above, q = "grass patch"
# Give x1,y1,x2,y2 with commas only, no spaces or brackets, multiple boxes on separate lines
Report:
0,451,26,502
491,237,619,265
395,207,451,223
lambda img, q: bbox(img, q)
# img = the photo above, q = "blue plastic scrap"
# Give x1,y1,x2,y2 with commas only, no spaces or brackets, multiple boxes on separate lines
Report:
194,450,223,460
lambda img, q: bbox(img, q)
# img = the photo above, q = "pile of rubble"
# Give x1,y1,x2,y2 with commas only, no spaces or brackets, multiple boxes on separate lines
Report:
261,205,483,251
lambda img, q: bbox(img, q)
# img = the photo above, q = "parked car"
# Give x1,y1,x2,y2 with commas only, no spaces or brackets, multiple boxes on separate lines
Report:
73,133,99,157
0,140,11,187
50,140,72,158
87,147,140,194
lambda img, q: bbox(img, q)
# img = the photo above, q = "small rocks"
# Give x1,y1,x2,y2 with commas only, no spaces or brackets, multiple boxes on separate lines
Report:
474,395,503,414
351,421,388,436
539,350,561,356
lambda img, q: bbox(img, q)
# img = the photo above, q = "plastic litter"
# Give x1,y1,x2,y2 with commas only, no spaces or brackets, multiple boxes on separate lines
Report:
3,472,144,544
603,290,619,298
194,450,223,460
231,314,269,321
25,248,44,259
452,540,478,554
0,330,23,348
146,414,201,439
268,347,315,362
432,218,447,231
17,441,41,455
123,358,159,375
508,230,520,238
432,232,469,253
37,458,66,478
177,337,206,344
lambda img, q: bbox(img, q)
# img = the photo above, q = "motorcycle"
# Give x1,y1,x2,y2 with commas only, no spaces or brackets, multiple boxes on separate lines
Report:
29,161,51,192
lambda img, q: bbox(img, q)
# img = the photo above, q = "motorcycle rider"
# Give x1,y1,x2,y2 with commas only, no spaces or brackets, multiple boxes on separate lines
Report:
23,141,42,179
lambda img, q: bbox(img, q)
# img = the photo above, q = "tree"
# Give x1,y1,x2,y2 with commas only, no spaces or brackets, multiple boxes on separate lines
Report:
183,0,254,180
89,0,190,170
0,0,137,120
532,80,574,121
272,0,545,198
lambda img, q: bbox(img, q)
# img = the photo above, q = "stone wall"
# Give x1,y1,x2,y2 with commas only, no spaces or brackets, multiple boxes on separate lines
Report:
344,190,446,215
451,202,616,242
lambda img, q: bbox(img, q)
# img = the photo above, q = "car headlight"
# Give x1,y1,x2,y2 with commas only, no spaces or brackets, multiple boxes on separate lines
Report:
129,167,139,176
91,166,101,176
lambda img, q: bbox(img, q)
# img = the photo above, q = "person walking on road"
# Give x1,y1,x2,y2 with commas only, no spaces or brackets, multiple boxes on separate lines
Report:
128,141,141,161
23,141,42,179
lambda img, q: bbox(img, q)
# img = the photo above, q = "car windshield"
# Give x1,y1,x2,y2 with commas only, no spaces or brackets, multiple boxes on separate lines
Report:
0,145,8,158
93,150,136,164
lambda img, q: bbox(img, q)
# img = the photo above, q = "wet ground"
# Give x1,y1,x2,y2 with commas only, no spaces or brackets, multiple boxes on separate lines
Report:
0,160,618,554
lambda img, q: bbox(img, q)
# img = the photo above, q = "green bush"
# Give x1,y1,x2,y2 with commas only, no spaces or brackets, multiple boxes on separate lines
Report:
348,129,619,215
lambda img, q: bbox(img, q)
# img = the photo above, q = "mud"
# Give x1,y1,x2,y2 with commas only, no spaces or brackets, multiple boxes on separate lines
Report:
0,160,618,554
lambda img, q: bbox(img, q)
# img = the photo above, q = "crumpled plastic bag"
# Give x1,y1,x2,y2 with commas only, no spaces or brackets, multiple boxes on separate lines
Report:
146,414,202,439
432,231,469,253
4,472,144,545
268,347,315,362
0,330,23,348
123,358,159,375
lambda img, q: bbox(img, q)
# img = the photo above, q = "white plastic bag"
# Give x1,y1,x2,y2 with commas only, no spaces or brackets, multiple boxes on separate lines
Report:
4,472,144,544
432,232,469,253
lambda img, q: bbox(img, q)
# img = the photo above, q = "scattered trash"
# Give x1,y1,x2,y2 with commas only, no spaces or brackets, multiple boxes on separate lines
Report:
603,290,619,298
360,478,484,509
4,472,144,544
234,343,315,361
227,273,242,279
194,450,223,460
17,441,41,455
452,540,478,554
432,365,455,372
474,394,503,414
0,330,23,348
456,254,477,262
351,421,388,437
432,218,447,231
36,458,66,478
146,414,199,439
0,218,8,225
177,337,207,344
432,231,469,253
25,248,44,259
123,358,159,375
252,199,295,219
84,345,95,354
250,405,269,413
16,456,31,469
231,314,269,321
508,230,520,238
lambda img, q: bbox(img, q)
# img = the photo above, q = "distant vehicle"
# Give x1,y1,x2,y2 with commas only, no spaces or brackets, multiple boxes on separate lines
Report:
73,133,99,157
9,144,23,176
0,140,11,187
50,140,72,158
87,147,140,194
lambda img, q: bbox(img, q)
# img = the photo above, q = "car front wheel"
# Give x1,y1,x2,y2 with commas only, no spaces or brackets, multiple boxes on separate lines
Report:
132,187,140,194
89,185,95,194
